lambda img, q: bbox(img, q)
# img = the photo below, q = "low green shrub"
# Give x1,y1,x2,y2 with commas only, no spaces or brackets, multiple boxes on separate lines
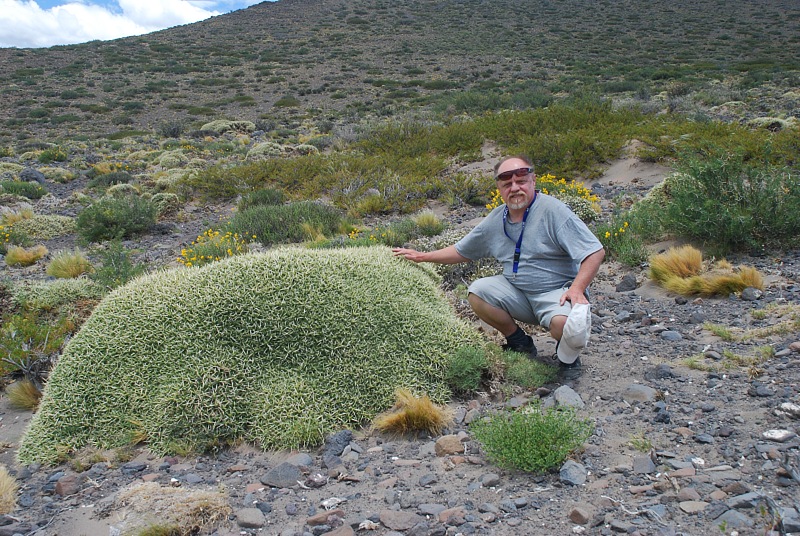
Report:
19,247,481,462
38,146,68,164
77,195,158,242
90,240,147,290
226,201,342,246
470,402,593,473
629,151,800,252
0,311,74,378
12,278,106,312
88,171,133,189
238,188,285,211
445,346,490,396
0,180,47,199
12,215,76,240
594,217,648,267
501,351,557,388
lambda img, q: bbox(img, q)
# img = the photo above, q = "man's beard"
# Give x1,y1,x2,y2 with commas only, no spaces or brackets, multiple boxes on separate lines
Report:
506,195,529,210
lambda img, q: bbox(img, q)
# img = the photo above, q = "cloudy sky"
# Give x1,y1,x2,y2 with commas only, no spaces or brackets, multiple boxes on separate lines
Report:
0,0,267,49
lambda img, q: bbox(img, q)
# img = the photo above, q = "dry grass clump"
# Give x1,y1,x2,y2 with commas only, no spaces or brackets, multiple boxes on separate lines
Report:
46,249,94,278
649,244,702,282
6,379,43,411
0,465,17,514
1,208,34,225
373,388,453,436
4,244,47,267
649,245,763,297
114,482,231,535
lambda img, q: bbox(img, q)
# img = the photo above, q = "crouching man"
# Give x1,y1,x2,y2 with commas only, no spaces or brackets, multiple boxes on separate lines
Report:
393,155,604,380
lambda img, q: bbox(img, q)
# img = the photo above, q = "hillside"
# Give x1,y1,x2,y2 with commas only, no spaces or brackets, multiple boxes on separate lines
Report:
1,0,799,143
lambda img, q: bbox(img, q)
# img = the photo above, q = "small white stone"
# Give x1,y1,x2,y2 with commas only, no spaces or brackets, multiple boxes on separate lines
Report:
762,429,797,443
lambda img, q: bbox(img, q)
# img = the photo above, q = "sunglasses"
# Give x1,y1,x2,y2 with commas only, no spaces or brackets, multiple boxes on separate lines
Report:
496,167,533,181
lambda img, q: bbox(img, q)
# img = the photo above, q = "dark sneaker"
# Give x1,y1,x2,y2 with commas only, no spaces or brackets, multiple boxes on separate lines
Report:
558,357,582,381
502,338,538,358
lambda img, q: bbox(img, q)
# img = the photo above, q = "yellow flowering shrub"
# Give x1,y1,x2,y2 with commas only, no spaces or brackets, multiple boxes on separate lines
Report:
178,229,251,267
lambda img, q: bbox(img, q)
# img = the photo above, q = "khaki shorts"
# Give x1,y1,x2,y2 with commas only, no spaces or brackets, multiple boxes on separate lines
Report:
468,275,575,329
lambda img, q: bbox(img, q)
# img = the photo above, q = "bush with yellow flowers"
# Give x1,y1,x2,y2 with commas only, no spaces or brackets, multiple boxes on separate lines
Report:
177,229,251,267
594,216,648,267
19,247,482,463
485,173,600,223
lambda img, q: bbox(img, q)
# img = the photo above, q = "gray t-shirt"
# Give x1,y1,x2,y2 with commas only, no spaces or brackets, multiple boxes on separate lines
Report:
454,193,603,295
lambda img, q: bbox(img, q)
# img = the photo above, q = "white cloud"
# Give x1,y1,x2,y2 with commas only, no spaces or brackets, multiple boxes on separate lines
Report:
0,0,220,48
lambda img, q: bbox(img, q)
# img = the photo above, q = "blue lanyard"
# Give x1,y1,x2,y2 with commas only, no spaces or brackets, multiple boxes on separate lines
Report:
502,192,537,279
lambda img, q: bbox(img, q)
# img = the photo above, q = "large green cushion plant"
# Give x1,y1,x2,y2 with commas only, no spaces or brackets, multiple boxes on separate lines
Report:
19,246,480,464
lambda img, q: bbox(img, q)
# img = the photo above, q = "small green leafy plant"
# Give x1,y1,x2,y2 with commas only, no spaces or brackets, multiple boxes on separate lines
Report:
470,401,593,473
445,346,490,395
77,195,158,242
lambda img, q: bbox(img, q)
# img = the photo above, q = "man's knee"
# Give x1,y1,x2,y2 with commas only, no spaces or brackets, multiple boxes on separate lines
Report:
549,314,567,340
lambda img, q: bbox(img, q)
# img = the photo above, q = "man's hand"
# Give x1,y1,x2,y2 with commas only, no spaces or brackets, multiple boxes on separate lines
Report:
392,247,427,263
392,245,469,265
560,286,589,306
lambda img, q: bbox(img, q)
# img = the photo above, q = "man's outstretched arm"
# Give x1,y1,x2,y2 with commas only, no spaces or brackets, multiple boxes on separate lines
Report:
392,245,469,265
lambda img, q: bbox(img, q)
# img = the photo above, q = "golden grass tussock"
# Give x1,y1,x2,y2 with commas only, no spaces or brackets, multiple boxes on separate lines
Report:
649,244,702,282
0,465,18,515
6,379,43,411
46,248,94,278
373,388,453,436
4,244,48,267
651,246,764,297
1,208,34,225
114,482,231,535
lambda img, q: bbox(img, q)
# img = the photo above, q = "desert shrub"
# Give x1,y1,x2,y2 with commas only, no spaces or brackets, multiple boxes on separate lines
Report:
0,147,14,158
631,152,800,252
226,201,342,246
38,146,68,164
18,247,482,462
238,188,285,211
246,141,284,160
11,215,76,240
4,244,47,267
90,240,146,290
594,217,648,267
412,210,446,237
0,311,74,381
151,192,180,215
445,346,490,395
158,150,188,169
106,183,141,198
199,119,256,134
88,171,133,189
0,162,24,176
470,402,593,473
439,173,490,207
77,195,158,242
12,278,106,312
372,388,453,436
156,119,186,138
46,249,94,278
0,223,31,255
649,245,703,281
0,180,47,199
39,167,76,183
177,229,250,267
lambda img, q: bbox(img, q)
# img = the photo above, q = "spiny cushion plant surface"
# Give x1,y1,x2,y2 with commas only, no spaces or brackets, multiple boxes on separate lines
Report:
19,246,481,464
